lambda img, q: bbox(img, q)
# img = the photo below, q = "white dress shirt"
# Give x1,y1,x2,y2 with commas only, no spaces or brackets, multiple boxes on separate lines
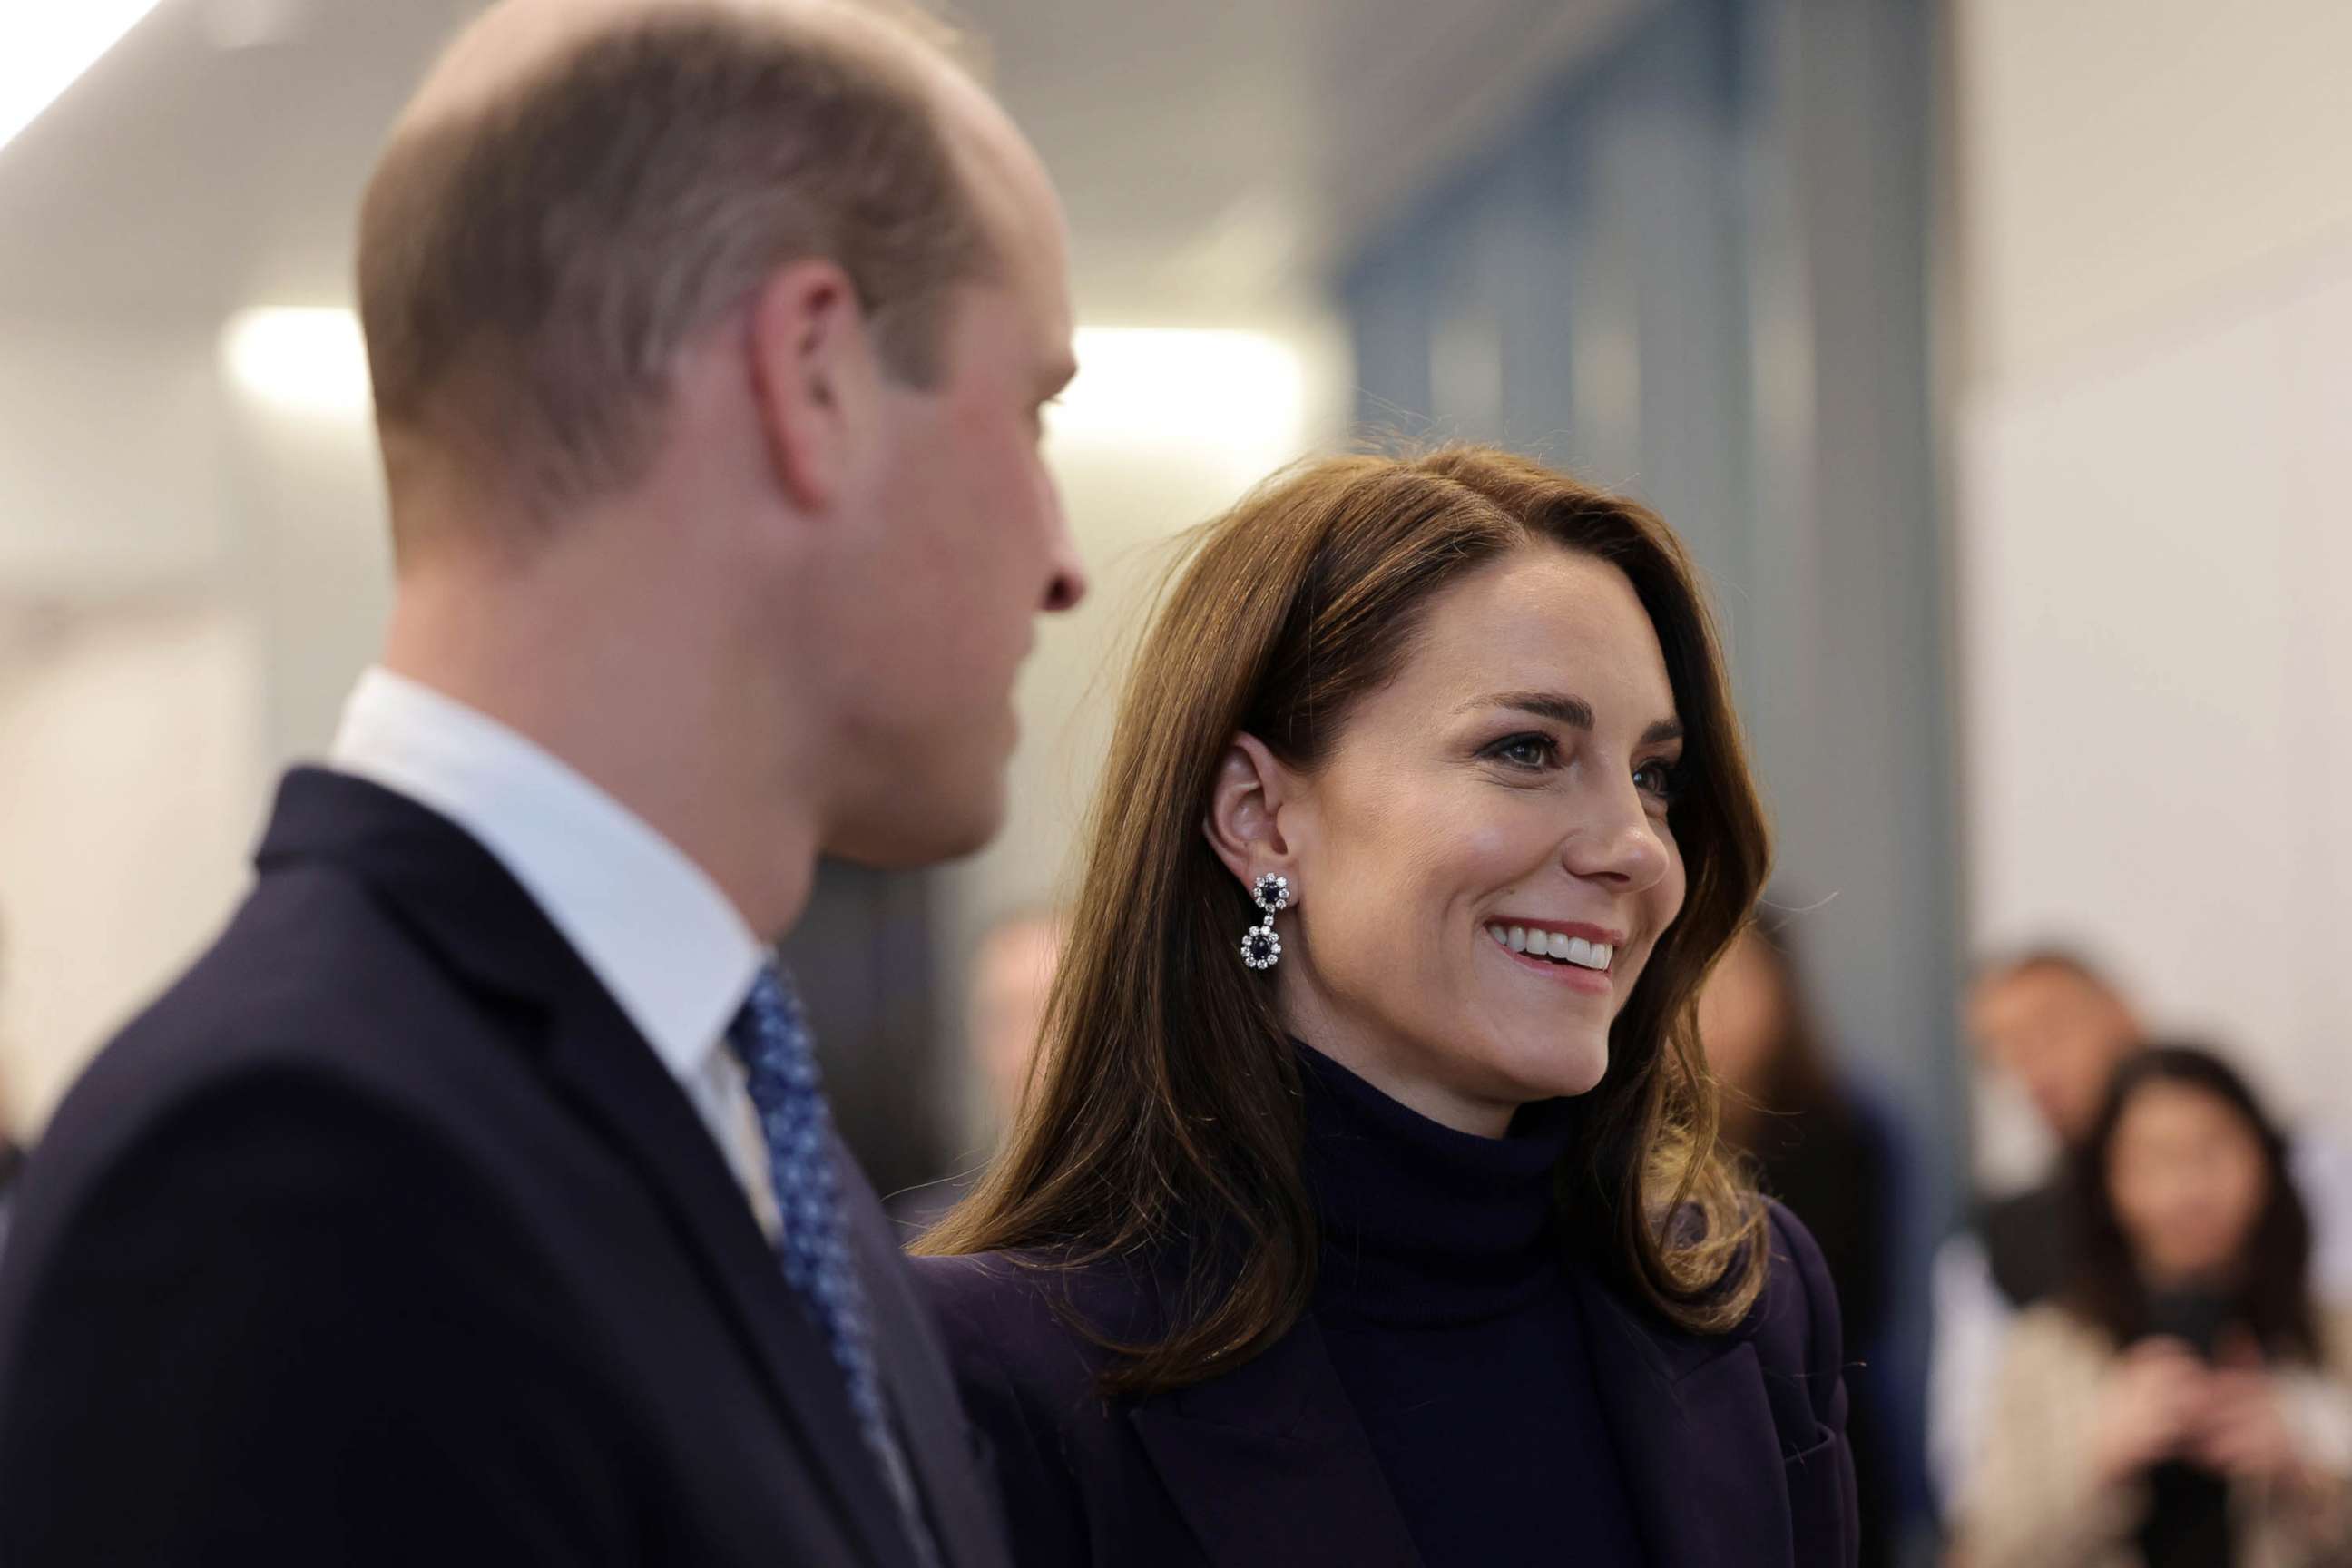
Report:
331,666,780,1236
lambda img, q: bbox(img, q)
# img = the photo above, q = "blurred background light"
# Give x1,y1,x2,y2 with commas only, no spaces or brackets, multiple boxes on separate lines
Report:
1050,327,1305,461
218,307,370,421
0,0,167,156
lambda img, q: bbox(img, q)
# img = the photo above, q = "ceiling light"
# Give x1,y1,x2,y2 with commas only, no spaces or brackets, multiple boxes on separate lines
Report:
213,311,1310,447
1050,328,1305,461
0,0,169,158
220,308,372,421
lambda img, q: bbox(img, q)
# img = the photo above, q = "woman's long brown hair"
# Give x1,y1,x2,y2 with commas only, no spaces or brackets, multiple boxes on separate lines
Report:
916,446,1774,1396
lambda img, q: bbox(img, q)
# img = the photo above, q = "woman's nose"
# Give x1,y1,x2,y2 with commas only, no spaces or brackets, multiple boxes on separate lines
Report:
1561,782,1671,891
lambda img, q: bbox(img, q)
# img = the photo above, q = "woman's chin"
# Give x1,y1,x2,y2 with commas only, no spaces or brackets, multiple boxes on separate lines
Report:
1493,1035,1611,1102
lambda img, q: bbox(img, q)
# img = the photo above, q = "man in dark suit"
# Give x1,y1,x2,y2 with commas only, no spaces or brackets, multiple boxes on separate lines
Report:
0,1,1085,1563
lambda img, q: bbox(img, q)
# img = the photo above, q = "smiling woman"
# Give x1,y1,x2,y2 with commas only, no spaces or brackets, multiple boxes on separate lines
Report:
913,446,1859,1568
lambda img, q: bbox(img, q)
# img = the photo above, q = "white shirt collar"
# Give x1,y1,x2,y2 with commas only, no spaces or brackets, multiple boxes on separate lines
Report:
328,666,766,1089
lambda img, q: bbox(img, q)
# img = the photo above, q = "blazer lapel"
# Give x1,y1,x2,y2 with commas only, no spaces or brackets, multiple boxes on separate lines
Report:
838,1153,1014,1568
1127,1314,1422,1568
530,992,920,1568
1573,1271,1791,1568
262,769,917,1568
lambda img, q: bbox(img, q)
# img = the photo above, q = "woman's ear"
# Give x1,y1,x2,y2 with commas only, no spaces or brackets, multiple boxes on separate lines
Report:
1203,732,1300,896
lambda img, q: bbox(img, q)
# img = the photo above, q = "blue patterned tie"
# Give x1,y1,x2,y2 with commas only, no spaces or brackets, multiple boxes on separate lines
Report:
728,965,939,1568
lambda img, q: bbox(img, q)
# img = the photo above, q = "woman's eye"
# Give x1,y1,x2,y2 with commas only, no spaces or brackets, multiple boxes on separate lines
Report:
1633,760,1684,803
1485,733,1557,770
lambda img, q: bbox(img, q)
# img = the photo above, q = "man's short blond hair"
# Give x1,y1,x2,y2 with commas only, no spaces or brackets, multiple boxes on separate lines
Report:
358,2,995,516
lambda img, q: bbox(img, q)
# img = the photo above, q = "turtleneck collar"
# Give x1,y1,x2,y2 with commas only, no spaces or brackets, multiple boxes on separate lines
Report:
1297,1041,1583,1328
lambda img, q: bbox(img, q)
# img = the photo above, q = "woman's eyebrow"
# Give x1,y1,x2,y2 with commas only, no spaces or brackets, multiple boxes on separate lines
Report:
1461,691,1684,747
1462,691,1593,729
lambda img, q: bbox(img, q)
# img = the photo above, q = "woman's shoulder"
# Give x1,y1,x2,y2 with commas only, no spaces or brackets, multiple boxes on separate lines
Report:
913,1247,1160,1323
1742,1200,1847,1396
908,1252,1160,1566
906,1250,1056,1334
909,1250,1162,1400
910,1250,1079,1350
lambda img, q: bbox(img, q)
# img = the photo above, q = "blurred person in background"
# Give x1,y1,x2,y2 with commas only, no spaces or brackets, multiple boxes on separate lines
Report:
914,447,1857,1568
0,929,19,1264
1931,955,2352,1519
891,908,1064,1230
1699,915,1910,1568
0,1101,18,1250
0,1122,17,1261
1956,1044,2352,1568
965,909,1064,1134
0,1,1085,1563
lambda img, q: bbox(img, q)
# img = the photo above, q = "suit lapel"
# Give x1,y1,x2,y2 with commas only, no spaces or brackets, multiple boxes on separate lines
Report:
838,1152,1013,1568
261,770,917,1568
1127,1314,1422,1568
1573,1271,1791,1568
529,991,919,1568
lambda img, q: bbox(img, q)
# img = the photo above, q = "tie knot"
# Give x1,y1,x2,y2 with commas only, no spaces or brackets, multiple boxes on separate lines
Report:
728,964,818,1092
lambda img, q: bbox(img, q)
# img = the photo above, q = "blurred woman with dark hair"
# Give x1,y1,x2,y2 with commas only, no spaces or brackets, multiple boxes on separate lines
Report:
912,447,1856,1567
1959,1044,2352,1568
1699,917,1910,1566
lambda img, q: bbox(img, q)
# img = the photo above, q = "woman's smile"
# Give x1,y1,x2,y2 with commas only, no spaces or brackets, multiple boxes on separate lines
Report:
1483,918,1626,996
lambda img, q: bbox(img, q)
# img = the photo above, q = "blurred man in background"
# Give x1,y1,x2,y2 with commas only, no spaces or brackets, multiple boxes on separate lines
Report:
891,908,1063,1232
1929,951,2141,1514
965,909,1063,1136
1929,951,2352,1520
0,1,1084,1563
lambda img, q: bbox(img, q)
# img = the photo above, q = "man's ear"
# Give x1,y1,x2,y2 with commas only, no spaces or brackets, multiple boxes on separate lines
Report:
1203,731,1303,897
746,259,882,513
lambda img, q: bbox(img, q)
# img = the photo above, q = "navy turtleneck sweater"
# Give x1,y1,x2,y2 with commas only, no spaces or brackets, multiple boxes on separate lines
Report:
1298,1044,1644,1568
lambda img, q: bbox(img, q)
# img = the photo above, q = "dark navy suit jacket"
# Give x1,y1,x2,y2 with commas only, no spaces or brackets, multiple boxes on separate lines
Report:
913,1203,1857,1568
0,769,1007,1568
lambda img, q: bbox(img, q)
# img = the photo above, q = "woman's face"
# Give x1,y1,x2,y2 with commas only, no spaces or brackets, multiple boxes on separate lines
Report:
1274,544,1689,1134
2107,1082,2271,1286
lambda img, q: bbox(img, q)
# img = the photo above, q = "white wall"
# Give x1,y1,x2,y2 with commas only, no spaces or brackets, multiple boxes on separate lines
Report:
1955,0,2352,393
1954,0,2352,1133
0,313,388,1139
0,609,268,1132
0,325,232,598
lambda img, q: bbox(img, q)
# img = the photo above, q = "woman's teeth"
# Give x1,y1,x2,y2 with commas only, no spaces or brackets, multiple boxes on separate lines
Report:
1485,925,1613,972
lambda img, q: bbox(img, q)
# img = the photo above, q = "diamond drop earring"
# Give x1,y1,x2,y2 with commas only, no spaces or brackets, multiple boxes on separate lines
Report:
1240,872,1290,971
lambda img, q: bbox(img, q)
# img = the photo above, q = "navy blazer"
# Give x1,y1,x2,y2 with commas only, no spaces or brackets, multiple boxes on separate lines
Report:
0,769,1007,1568
913,1202,1857,1568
